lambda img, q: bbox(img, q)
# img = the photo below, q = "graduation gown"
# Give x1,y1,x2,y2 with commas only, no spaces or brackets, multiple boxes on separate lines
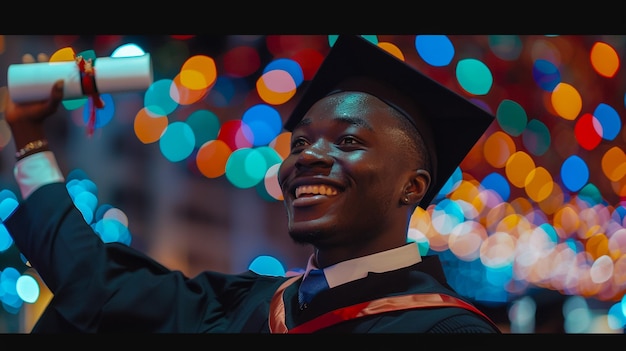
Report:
4,182,500,333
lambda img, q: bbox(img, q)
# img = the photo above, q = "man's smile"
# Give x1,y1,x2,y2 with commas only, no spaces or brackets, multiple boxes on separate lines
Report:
295,184,339,198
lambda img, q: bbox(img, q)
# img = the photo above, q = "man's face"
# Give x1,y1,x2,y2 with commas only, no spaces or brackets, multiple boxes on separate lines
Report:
278,91,417,249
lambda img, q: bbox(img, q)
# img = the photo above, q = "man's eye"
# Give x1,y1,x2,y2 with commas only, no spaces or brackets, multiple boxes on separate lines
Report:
292,138,307,148
340,136,359,145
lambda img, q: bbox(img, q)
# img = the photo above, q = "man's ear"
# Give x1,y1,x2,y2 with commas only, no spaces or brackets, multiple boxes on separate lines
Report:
402,169,431,205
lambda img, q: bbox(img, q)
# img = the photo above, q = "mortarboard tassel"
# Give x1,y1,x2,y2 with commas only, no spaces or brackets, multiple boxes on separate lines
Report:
76,55,105,137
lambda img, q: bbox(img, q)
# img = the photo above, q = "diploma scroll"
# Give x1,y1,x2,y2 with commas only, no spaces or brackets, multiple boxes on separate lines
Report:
7,54,153,103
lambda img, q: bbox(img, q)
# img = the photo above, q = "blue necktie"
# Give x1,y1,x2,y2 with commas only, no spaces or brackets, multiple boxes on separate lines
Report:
298,269,329,305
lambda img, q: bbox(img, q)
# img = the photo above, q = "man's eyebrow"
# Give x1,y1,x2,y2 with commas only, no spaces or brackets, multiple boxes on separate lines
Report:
296,115,374,131
335,115,373,130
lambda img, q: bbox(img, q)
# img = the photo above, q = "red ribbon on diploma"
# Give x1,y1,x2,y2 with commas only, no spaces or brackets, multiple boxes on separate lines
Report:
76,55,104,137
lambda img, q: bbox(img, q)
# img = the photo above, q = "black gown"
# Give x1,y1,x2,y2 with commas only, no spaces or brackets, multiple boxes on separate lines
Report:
4,182,501,333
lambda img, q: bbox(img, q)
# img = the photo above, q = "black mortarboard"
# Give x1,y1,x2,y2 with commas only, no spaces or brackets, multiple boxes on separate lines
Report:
284,35,495,209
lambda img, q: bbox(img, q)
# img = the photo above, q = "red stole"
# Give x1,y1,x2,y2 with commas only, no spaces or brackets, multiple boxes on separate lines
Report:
269,275,499,333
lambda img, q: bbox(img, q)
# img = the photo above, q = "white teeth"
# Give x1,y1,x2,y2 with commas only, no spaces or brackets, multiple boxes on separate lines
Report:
295,184,338,198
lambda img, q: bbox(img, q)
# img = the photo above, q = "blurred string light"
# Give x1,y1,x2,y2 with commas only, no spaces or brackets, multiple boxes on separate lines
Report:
2,34,626,332
136,46,291,197
402,34,624,331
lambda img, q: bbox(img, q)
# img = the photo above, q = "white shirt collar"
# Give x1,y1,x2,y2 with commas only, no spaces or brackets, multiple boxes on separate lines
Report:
303,242,422,289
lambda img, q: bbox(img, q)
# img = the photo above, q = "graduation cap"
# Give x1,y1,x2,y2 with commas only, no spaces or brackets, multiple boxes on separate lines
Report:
284,35,495,209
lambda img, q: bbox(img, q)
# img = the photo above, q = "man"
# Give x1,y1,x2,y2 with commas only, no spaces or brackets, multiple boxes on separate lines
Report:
3,35,501,333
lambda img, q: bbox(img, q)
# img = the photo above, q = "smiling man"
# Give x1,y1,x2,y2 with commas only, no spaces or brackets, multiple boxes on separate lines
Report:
272,35,500,332
3,35,501,333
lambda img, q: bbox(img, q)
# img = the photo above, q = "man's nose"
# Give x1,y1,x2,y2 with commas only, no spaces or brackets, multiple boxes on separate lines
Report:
296,140,333,166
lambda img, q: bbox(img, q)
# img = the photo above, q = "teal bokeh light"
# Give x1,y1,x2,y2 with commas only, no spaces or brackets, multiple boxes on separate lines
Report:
496,99,528,137
95,204,113,222
144,79,179,116
608,302,626,330
111,43,146,57
488,35,523,61
73,191,98,225
577,183,603,206
95,218,132,245
248,255,286,276
538,223,559,244
225,148,268,189
159,121,195,162
66,178,98,200
0,225,13,252
431,198,464,235
15,274,39,304
186,110,221,148
255,145,283,167
0,196,18,222
436,166,463,203
330,35,378,47
1,267,21,309
456,58,492,95
522,119,551,156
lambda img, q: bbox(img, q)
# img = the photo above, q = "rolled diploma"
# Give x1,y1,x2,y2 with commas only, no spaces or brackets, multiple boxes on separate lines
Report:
7,54,153,103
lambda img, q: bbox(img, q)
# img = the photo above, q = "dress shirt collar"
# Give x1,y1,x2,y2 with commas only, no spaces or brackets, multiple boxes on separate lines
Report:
303,242,422,289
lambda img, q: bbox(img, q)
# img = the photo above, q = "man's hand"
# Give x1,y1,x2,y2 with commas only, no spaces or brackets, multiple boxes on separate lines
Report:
4,79,64,126
4,53,65,158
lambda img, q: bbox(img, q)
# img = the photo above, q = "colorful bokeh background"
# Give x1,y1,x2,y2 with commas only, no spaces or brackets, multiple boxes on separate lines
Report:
0,34,625,333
